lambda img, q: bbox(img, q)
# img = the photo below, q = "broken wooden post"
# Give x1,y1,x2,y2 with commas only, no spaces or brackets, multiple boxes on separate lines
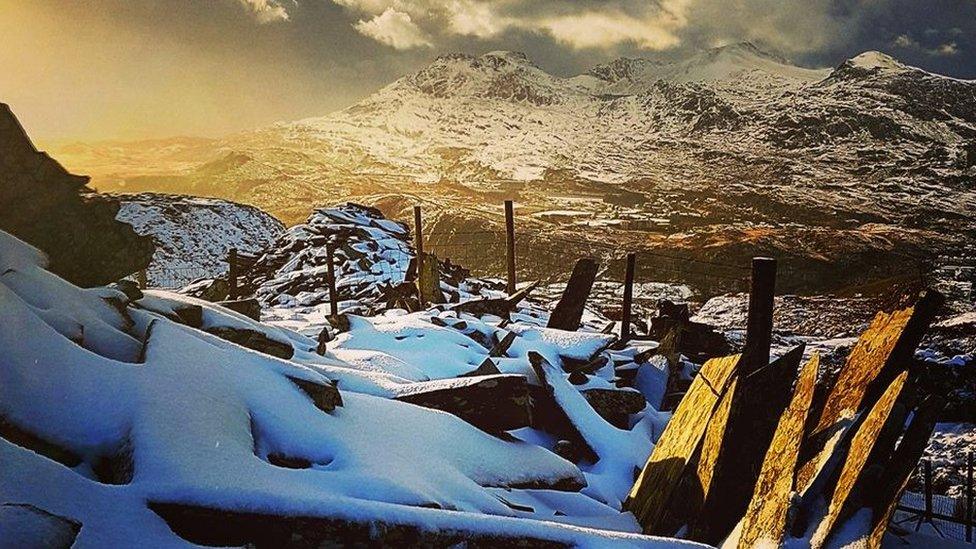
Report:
923,459,933,528
326,243,338,318
227,248,238,300
743,257,776,372
505,200,516,295
137,269,147,290
413,206,425,306
621,252,636,342
547,258,598,331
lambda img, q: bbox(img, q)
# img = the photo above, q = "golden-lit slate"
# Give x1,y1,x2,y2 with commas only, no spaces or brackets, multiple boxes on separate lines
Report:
625,354,740,533
811,370,908,549
796,306,913,492
738,353,820,548
812,306,913,436
696,377,737,500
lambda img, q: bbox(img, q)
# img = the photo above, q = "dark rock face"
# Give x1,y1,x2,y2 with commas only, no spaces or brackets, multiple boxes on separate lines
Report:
0,103,153,286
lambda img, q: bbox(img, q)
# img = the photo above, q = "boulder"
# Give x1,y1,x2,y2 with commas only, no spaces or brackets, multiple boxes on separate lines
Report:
0,104,153,286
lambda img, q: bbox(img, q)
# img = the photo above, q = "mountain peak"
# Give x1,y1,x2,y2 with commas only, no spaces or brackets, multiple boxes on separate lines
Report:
846,51,905,71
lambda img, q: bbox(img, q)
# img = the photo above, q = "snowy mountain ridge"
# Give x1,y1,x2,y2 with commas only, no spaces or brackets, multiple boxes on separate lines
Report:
52,44,976,296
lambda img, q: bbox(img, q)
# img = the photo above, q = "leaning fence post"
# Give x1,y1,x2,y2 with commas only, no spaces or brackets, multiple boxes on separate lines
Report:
326,243,338,318
967,451,973,542
505,200,516,295
743,256,776,372
227,248,238,300
621,252,636,342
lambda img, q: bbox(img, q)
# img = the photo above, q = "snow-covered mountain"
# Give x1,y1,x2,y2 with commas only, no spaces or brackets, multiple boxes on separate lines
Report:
116,193,284,287
54,43,976,297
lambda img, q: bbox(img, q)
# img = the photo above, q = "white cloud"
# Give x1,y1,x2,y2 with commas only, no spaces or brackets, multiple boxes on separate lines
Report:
537,7,688,50
237,0,292,23
892,32,960,57
354,7,433,49
330,0,695,51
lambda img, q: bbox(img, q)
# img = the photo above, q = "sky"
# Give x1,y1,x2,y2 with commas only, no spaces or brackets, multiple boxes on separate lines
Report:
2,0,974,142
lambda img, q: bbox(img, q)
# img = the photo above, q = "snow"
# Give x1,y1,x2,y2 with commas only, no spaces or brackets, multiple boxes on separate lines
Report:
848,51,906,72
117,193,284,287
1,229,700,546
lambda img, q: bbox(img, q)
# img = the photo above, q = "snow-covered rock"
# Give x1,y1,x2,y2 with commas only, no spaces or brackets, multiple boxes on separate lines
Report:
116,193,284,288
0,228,690,545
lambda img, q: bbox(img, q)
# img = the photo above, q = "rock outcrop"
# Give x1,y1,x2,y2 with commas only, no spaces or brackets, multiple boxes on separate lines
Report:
0,103,152,286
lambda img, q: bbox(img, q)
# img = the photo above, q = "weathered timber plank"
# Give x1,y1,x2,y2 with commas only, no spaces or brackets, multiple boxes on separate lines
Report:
451,281,539,318
737,353,820,549
625,354,741,533
547,258,598,331
652,375,739,537
810,370,908,549
689,345,805,545
149,502,569,548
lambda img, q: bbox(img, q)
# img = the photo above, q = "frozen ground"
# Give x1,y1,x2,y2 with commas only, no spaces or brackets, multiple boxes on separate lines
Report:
0,228,700,546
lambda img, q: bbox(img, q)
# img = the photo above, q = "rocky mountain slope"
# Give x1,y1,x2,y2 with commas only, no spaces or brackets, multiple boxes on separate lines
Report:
116,193,284,287
51,44,976,297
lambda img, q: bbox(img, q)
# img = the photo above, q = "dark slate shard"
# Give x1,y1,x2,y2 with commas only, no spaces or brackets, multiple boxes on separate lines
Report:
547,259,598,331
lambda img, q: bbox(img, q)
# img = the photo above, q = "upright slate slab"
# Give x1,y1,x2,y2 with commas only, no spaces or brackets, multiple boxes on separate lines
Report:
625,354,741,533
547,258,598,331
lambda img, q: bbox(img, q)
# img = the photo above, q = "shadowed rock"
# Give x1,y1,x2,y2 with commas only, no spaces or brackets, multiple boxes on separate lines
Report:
0,103,153,286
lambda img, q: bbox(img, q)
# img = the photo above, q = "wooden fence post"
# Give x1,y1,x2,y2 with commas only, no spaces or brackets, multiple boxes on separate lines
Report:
621,252,636,342
413,205,426,307
505,200,516,295
326,243,338,318
744,257,776,372
227,248,238,300
413,206,424,258
967,451,973,542
922,459,933,530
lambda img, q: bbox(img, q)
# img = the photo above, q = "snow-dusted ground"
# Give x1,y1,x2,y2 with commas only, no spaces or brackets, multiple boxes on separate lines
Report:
117,193,284,287
0,228,703,546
